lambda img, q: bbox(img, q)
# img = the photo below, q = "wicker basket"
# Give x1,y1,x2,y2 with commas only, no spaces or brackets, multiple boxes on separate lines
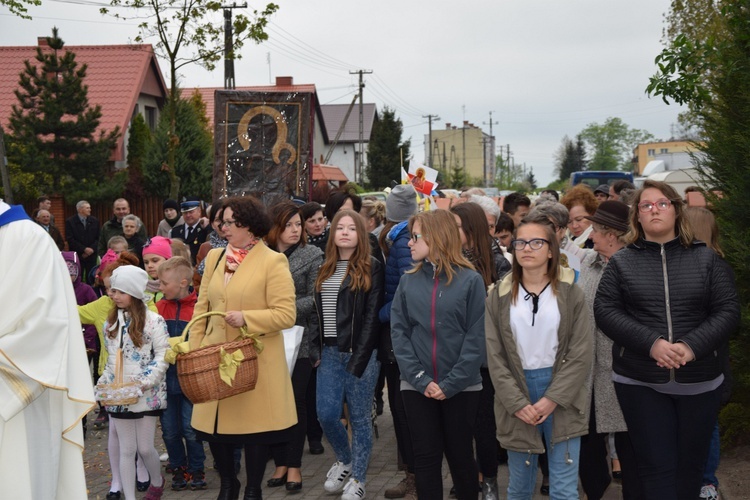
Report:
96,349,140,407
176,311,259,405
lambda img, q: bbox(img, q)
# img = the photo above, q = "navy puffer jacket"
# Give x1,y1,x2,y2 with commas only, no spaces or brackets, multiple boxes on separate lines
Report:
594,238,739,384
378,221,414,363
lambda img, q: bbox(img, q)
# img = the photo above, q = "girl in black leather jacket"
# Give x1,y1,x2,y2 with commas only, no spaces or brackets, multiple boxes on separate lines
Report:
308,210,384,500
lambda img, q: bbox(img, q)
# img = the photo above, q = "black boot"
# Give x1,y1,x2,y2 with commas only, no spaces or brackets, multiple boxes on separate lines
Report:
242,485,262,500
216,476,241,500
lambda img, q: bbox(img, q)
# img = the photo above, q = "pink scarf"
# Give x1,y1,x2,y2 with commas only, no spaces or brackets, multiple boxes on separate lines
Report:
223,240,258,286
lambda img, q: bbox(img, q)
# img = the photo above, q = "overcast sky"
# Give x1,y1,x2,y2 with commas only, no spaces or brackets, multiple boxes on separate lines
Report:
1,0,684,187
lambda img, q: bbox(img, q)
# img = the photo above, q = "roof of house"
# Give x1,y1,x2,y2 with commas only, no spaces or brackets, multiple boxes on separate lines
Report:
312,164,348,182
320,103,378,143
184,79,328,141
0,42,168,161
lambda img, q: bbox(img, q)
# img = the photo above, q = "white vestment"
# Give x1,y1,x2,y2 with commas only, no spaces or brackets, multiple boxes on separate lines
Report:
0,200,96,499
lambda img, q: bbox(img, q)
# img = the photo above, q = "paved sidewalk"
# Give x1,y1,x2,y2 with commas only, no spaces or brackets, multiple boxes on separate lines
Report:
84,405,622,499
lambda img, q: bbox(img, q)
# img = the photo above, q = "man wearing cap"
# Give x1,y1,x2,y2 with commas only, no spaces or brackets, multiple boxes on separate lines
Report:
98,198,148,256
170,199,208,265
0,198,96,498
594,184,610,202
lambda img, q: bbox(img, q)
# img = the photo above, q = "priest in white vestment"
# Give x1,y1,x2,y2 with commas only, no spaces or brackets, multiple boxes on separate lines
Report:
0,199,96,499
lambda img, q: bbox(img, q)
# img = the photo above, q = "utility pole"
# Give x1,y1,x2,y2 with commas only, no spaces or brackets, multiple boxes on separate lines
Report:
350,69,373,185
483,111,498,188
0,127,12,204
423,114,440,169
222,3,247,90
461,105,466,177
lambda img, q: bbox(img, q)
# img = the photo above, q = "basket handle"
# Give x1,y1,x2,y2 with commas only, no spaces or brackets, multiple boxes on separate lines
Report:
114,349,124,384
180,311,251,343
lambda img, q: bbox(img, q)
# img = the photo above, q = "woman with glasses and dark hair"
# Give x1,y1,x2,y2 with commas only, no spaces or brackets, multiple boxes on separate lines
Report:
485,218,593,500
594,180,740,500
390,209,487,500
188,195,298,500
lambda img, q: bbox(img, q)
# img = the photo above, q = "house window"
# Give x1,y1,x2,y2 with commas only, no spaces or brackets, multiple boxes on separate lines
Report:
145,106,156,131
660,148,668,154
647,149,655,156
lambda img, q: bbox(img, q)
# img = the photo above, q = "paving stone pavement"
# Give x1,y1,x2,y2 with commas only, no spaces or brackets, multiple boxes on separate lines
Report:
84,404,623,499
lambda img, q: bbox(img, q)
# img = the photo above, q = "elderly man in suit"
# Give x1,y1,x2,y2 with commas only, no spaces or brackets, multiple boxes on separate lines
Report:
65,200,100,279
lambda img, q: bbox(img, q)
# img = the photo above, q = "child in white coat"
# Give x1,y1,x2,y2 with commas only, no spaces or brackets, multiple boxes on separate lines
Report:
97,265,169,500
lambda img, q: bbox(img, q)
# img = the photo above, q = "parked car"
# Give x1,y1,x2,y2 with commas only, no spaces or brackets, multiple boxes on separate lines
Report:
570,171,634,189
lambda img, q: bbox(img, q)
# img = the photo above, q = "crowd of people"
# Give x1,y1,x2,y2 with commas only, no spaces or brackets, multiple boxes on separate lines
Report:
8,178,738,500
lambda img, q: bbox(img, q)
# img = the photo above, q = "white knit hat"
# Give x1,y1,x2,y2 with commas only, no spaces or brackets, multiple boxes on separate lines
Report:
110,265,149,302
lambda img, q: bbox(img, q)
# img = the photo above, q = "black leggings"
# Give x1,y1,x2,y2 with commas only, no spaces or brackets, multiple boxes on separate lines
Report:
210,441,269,492
270,359,312,469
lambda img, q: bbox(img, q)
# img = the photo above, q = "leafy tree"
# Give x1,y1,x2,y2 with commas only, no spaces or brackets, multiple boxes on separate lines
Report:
8,28,120,201
124,113,152,199
554,134,587,182
365,106,410,189
101,0,278,199
580,117,654,171
1,0,40,19
525,167,538,190
647,0,750,446
143,94,213,200
495,154,525,190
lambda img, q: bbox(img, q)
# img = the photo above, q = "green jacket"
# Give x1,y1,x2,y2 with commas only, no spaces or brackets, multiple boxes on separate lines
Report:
485,270,593,454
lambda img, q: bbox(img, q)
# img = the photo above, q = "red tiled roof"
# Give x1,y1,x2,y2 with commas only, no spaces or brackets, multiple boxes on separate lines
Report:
0,43,168,161
312,164,348,182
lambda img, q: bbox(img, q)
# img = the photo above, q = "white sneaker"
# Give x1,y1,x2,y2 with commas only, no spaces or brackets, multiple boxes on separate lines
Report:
324,461,352,493
700,484,719,500
342,478,366,500
159,452,169,462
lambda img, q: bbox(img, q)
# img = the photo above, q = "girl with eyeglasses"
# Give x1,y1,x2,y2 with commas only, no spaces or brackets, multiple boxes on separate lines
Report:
390,210,487,500
485,219,593,500
594,180,740,500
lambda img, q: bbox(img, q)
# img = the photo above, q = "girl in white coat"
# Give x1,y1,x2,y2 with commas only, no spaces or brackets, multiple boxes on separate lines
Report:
97,265,169,500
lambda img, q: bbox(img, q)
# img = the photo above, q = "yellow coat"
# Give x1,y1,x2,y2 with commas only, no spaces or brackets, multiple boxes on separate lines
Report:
189,242,298,435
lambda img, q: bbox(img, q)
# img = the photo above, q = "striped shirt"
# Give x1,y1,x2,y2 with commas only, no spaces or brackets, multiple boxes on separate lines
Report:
321,261,348,339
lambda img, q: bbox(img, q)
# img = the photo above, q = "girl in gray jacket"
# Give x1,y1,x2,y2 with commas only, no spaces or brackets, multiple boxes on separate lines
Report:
485,220,593,500
391,209,487,500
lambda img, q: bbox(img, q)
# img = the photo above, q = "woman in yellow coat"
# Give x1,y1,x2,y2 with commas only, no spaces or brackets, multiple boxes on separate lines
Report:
189,196,297,500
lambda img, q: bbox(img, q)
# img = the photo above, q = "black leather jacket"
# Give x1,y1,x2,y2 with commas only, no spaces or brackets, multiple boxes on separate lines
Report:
309,258,384,377
594,237,739,384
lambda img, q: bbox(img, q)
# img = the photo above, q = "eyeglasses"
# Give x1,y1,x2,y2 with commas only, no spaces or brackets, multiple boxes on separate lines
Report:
411,233,423,243
220,220,239,228
637,198,672,213
510,238,549,251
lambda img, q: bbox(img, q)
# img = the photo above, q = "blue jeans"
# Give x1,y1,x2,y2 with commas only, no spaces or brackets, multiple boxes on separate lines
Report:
160,392,206,473
316,347,379,482
702,420,720,487
507,367,581,500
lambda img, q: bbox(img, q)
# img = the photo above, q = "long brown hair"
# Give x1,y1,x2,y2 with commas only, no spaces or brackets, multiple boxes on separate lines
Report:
685,206,723,257
267,201,307,250
406,210,474,285
628,179,694,247
450,202,497,286
510,220,560,304
106,284,148,348
316,210,372,292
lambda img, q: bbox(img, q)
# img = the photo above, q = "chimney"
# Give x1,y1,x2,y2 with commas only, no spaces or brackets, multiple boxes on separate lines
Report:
276,76,293,86
463,120,469,127
445,123,451,129
38,37,48,47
